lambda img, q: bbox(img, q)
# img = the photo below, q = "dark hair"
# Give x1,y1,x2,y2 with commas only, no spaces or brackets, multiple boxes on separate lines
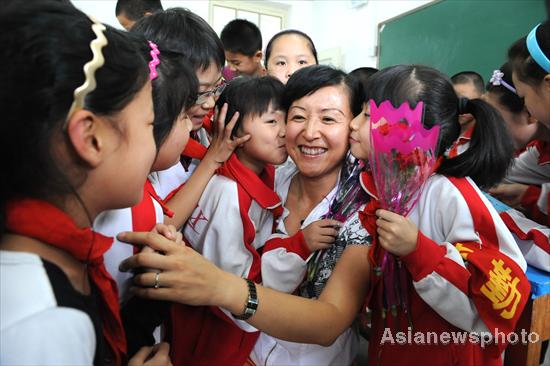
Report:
132,7,225,72
216,76,285,137
450,71,485,96
485,62,524,114
0,0,149,234
265,29,318,69
283,65,363,116
220,19,262,57
349,67,379,94
115,0,163,21
366,65,514,188
508,20,550,86
147,49,198,146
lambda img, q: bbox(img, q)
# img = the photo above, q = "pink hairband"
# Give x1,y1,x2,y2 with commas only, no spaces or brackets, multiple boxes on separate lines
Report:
148,41,160,80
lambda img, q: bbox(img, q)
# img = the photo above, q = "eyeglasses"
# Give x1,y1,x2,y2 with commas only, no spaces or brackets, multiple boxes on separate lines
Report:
195,81,226,105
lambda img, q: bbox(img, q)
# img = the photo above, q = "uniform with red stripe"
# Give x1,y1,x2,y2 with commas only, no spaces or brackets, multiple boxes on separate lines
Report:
172,154,282,365
359,171,530,366
499,141,550,270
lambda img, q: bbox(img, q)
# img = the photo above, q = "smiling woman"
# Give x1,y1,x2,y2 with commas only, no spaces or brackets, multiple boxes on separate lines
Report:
252,65,369,365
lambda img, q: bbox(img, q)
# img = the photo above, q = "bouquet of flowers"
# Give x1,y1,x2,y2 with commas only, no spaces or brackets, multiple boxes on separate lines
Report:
369,99,440,319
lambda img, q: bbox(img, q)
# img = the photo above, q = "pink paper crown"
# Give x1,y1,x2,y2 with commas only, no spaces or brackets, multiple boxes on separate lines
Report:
148,41,160,80
369,99,440,154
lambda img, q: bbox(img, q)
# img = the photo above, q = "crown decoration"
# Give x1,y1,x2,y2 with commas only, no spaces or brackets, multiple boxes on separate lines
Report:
148,41,160,80
369,100,440,155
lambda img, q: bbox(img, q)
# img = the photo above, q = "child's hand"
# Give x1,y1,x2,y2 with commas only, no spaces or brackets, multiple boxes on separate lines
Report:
152,223,183,245
489,183,529,207
205,103,251,166
302,219,342,252
375,209,418,257
128,342,172,366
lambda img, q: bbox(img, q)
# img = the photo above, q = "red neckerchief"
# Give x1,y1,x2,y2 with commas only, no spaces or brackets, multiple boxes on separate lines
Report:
217,154,283,218
145,179,173,218
5,198,126,365
181,138,207,160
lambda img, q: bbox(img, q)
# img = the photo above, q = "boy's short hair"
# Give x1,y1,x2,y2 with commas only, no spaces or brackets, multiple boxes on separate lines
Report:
115,0,163,21
132,7,225,71
450,71,485,96
220,19,262,57
216,76,285,137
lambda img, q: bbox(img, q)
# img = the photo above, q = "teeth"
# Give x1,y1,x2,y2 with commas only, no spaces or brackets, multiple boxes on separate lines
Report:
300,146,327,155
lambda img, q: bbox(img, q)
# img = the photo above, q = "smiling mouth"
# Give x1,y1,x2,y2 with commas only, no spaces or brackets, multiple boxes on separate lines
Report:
299,146,327,156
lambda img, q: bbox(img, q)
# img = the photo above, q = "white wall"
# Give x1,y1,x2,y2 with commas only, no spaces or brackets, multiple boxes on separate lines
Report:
71,0,432,71
304,0,433,71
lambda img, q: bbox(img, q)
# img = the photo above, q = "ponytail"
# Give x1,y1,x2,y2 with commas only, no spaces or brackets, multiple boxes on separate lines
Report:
438,98,514,188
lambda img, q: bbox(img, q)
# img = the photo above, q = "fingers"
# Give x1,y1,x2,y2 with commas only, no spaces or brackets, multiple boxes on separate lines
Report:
231,133,251,147
316,219,343,228
213,103,228,137
119,251,174,273
375,209,403,222
117,231,178,254
144,342,172,366
317,226,340,238
128,345,154,366
153,224,178,241
223,110,240,139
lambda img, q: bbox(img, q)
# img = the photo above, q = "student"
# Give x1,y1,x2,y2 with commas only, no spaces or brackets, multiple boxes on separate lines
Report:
131,8,227,200
120,65,529,366
115,0,163,30
0,1,169,365
172,76,287,365
490,21,550,272
451,70,485,99
485,62,541,152
349,66,378,91
95,45,198,301
265,29,318,84
221,19,266,78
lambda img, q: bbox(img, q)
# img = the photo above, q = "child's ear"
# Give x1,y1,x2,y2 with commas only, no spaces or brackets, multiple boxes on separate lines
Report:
65,110,105,168
254,50,263,63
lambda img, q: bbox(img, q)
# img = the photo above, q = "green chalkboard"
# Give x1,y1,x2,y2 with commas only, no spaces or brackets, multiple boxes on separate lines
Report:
378,0,546,80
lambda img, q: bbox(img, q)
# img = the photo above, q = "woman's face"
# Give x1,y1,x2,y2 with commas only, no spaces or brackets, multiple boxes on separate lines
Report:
512,72,550,128
286,84,352,179
349,103,370,160
266,34,316,84
484,92,538,150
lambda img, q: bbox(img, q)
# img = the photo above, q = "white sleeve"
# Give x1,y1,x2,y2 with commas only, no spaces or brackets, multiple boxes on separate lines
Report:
403,177,527,334
261,232,310,293
1,307,95,366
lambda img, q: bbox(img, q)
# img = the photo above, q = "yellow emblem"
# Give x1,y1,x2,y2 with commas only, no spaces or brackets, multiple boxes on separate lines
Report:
480,259,521,319
456,243,474,260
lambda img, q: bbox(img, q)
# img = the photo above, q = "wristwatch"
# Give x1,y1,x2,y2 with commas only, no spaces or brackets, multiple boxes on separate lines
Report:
232,279,258,320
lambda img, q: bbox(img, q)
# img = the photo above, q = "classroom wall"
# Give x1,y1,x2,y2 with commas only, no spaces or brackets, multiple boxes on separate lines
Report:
70,0,431,72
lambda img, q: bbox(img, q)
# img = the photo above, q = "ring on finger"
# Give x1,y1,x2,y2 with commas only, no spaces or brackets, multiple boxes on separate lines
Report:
154,271,161,289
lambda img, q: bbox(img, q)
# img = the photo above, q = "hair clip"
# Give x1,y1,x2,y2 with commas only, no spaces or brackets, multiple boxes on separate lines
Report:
148,41,160,80
489,69,517,94
66,16,108,123
527,24,550,73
